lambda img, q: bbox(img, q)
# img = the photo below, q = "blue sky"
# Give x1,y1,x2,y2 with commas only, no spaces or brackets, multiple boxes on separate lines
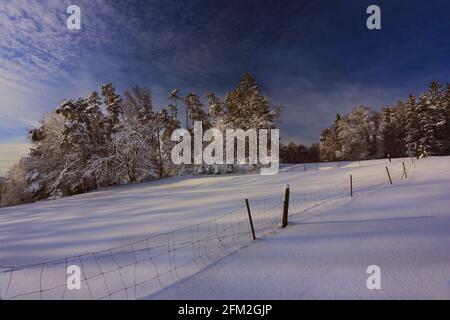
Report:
1,0,450,174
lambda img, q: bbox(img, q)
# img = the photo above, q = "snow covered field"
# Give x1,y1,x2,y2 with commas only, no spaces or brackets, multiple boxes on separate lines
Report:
0,157,449,299
150,157,450,299
0,158,403,266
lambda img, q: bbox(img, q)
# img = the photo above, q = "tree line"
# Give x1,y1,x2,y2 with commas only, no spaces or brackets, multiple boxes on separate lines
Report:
0,73,280,207
1,78,448,207
319,81,450,161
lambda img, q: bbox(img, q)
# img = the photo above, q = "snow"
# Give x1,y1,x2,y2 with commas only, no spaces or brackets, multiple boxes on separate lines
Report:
25,182,41,194
148,157,450,299
0,156,448,299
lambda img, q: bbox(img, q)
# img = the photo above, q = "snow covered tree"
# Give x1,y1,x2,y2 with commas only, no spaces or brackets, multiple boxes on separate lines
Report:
380,105,405,158
13,111,67,201
102,83,123,129
169,89,183,126
0,161,30,206
404,94,422,157
52,98,97,197
225,72,281,130
319,128,337,161
415,81,444,156
321,107,382,161
123,85,153,121
152,109,181,177
108,119,158,183
319,114,344,161
168,103,178,120
184,93,209,129
85,91,110,157
206,93,226,129
443,84,450,154
346,106,381,160
86,85,158,184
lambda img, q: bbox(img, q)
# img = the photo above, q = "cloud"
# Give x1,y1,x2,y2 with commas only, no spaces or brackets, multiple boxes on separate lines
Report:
276,82,412,145
0,0,449,156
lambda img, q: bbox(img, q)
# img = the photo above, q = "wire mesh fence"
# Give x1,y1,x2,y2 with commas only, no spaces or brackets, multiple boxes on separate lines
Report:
0,159,414,300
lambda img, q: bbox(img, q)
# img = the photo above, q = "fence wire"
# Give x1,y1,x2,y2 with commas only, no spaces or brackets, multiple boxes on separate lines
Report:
0,159,414,300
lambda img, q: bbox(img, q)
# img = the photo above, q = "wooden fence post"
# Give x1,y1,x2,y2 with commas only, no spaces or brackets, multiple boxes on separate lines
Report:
350,175,353,197
402,162,408,179
245,199,256,240
385,166,393,185
281,184,290,228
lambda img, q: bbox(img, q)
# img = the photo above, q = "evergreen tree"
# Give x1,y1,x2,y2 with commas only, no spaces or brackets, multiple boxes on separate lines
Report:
380,106,405,157
169,89,183,126
102,83,123,128
184,93,209,129
206,93,226,129
319,128,337,161
225,72,280,130
443,84,450,154
306,143,321,163
417,81,444,155
404,94,421,157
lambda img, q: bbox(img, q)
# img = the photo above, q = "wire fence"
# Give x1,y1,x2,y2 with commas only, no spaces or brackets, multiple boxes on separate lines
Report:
0,158,414,300
279,157,415,173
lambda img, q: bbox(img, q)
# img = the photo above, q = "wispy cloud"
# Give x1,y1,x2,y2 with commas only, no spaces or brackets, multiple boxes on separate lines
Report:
0,0,449,167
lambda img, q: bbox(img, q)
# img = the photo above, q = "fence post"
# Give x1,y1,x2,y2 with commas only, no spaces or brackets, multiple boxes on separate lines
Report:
402,162,408,179
281,184,290,228
245,199,256,240
350,175,353,198
385,166,393,185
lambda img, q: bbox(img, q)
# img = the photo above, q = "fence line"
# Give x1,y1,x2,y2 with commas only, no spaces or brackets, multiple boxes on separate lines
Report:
0,159,414,300
279,157,412,173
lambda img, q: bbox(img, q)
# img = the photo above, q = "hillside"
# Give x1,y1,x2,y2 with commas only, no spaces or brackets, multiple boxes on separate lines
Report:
1,157,449,299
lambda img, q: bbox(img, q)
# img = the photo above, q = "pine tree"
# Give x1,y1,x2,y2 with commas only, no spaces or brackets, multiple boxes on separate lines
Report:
380,106,402,157
169,89,183,126
102,83,123,128
150,108,181,178
225,72,280,130
417,81,444,156
443,84,450,154
123,85,153,121
52,98,93,196
404,94,421,157
86,91,109,158
184,93,209,129
319,128,337,161
206,93,226,129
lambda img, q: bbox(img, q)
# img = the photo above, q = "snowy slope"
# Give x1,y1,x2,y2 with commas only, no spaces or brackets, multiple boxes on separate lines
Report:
0,158,406,266
148,157,450,299
1,157,448,299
